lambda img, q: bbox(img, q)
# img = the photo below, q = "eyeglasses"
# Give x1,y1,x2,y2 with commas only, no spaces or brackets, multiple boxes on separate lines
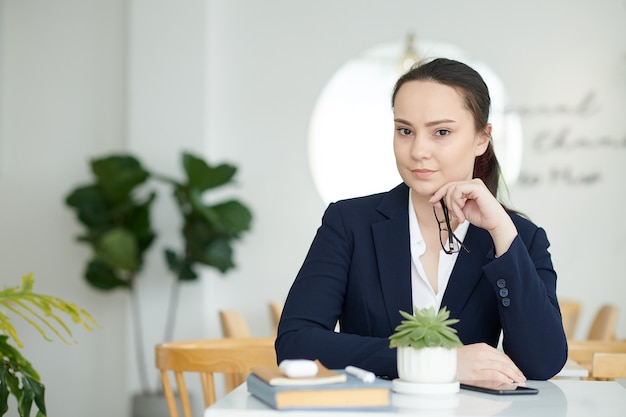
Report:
433,199,470,255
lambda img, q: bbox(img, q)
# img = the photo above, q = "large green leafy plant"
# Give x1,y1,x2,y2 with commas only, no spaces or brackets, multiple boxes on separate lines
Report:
389,306,462,350
0,273,97,417
64,151,252,394
65,155,156,292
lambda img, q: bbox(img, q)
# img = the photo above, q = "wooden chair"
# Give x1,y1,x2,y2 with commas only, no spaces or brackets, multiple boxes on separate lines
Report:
590,352,626,379
567,340,626,369
155,337,276,417
219,309,253,392
219,309,251,338
586,304,619,341
558,299,581,340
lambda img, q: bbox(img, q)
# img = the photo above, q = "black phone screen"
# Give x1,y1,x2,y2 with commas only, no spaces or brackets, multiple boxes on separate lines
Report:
460,381,539,395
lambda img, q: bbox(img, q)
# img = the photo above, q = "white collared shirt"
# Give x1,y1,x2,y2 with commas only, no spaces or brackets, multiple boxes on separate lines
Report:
408,191,469,310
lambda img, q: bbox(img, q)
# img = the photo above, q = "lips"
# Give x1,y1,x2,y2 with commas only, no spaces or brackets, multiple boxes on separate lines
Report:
411,168,436,179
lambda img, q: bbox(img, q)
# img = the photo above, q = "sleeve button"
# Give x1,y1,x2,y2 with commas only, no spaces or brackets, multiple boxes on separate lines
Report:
497,279,506,288
499,288,509,297
502,297,511,307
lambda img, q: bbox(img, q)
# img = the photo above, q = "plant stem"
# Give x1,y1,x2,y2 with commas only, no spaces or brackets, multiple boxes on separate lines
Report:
154,277,182,394
130,283,150,394
163,278,180,343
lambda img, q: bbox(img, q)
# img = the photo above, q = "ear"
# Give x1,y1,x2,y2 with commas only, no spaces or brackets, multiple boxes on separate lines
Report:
474,124,492,157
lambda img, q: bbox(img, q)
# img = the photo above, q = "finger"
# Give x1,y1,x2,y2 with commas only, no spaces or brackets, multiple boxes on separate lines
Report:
483,350,527,382
488,359,526,383
445,187,469,223
461,343,526,383
428,185,451,205
477,369,517,384
448,197,467,223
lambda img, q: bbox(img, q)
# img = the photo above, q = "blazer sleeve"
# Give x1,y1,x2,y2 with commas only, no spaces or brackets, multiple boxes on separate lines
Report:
483,224,568,380
274,203,397,377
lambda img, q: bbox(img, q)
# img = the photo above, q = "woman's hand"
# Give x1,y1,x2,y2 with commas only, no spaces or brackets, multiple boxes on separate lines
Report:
429,179,517,256
456,343,526,383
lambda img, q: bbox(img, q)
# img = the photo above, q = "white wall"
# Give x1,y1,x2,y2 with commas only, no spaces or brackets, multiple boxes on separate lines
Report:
202,0,626,342
0,1,128,416
126,0,209,401
1,1,625,416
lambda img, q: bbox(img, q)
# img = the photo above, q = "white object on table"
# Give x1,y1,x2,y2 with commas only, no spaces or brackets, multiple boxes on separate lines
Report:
278,359,318,378
344,365,376,383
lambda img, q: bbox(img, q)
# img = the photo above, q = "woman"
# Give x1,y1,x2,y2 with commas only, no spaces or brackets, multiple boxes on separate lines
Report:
275,58,567,382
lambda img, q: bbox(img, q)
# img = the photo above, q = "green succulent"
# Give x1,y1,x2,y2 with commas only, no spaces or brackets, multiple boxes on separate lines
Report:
389,306,462,350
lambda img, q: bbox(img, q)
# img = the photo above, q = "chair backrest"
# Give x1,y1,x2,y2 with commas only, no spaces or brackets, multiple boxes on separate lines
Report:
587,304,619,341
558,299,580,339
590,352,626,379
269,301,283,333
155,337,276,417
219,309,251,338
218,309,254,392
567,340,626,366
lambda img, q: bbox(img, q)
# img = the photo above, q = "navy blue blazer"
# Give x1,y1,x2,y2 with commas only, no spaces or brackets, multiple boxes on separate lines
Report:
276,183,568,380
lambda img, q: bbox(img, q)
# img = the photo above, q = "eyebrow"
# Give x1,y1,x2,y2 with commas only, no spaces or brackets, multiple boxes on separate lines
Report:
425,119,457,127
394,118,457,127
394,118,413,126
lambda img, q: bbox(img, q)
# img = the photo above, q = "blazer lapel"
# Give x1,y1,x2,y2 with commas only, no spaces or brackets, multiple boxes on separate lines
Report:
441,225,494,318
371,184,413,331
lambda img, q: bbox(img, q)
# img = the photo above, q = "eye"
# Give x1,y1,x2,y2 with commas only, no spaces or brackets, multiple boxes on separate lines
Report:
397,127,412,136
435,129,450,137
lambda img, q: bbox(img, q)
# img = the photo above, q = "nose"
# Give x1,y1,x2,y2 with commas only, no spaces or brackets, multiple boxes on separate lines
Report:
410,134,431,160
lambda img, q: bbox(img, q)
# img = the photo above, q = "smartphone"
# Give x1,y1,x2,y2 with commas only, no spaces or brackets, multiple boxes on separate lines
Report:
460,381,539,395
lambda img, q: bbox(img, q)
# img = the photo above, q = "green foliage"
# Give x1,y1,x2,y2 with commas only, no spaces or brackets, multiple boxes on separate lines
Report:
65,155,156,291
64,150,252,394
0,273,99,417
64,151,252,289
389,306,462,350
163,153,252,279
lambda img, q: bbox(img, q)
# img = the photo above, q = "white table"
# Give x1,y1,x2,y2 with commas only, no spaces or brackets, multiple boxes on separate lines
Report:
205,379,626,417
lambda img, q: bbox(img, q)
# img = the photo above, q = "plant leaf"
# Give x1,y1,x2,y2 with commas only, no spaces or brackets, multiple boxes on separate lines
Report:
0,362,9,416
0,274,99,417
85,260,131,290
211,200,253,236
95,228,139,271
163,249,198,281
91,155,149,204
196,238,234,273
389,305,462,349
182,152,237,191
64,185,111,229
1,275,100,346
20,374,45,417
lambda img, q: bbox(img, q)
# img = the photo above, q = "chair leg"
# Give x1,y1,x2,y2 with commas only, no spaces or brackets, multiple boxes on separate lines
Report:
175,371,192,417
160,370,180,417
200,372,217,407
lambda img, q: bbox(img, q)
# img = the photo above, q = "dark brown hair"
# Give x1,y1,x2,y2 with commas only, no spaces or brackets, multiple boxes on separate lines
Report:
391,58,503,198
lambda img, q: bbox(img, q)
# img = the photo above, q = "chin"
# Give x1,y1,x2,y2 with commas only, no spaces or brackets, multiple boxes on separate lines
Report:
407,183,438,198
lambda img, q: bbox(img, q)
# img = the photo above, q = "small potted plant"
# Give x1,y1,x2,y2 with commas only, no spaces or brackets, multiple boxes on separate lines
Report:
389,306,462,384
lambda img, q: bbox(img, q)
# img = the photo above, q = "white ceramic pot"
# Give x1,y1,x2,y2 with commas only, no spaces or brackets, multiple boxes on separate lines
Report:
397,346,457,383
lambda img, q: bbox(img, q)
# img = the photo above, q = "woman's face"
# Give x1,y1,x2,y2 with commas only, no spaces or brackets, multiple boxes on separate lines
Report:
393,80,490,198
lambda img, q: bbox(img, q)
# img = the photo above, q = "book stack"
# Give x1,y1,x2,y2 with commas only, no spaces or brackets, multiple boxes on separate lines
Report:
247,360,392,411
